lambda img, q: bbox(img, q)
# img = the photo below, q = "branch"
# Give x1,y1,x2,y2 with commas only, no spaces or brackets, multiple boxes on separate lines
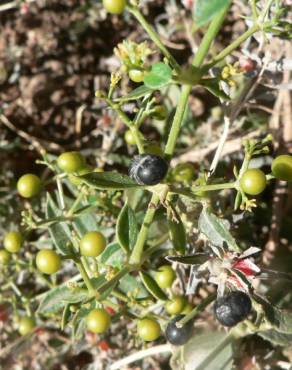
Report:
109,344,172,370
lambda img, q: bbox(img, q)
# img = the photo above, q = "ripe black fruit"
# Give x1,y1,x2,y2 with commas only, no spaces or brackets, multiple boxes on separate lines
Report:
165,315,193,346
129,154,168,185
214,291,252,327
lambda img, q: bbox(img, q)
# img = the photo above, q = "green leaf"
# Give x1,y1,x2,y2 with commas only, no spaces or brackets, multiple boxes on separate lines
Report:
139,271,168,301
61,303,71,330
79,172,142,190
168,208,186,255
193,0,231,27
166,254,209,265
144,62,172,89
116,85,153,102
37,283,88,315
201,78,230,101
100,242,125,269
46,193,72,255
198,207,241,252
116,202,138,253
171,330,233,370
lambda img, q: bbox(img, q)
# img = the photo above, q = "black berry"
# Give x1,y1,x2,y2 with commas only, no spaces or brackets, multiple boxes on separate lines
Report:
129,154,168,185
165,315,193,346
214,291,252,327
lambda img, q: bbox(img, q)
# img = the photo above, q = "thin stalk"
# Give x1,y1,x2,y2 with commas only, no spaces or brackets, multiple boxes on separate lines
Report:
129,194,160,265
192,182,236,192
67,190,84,217
128,6,181,73
206,24,260,68
129,5,231,265
75,260,97,297
106,98,144,153
98,266,132,295
177,293,216,327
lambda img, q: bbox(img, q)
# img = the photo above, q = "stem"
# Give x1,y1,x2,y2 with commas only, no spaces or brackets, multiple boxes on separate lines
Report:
177,293,216,328
129,194,160,265
164,85,192,157
192,3,230,68
129,6,231,265
128,6,181,73
75,260,97,297
106,98,144,153
206,24,260,68
110,344,172,370
98,266,131,295
164,3,231,158
67,190,84,217
193,182,236,192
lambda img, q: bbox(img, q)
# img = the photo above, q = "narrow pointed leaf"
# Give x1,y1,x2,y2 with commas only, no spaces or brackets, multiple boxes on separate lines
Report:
79,172,142,190
116,203,138,253
139,271,168,301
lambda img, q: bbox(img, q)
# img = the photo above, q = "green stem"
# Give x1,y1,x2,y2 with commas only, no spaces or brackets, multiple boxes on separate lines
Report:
128,6,181,73
98,266,132,295
206,24,260,69
67,190,84,217
129,194,160,265
75,260,97,297
177,293,216,327
164,85,192,157
106,98,144,153
192,182,236,192
129,6,231,265
192,3,230,68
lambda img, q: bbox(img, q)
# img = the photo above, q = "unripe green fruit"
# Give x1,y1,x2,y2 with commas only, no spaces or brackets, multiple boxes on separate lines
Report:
86,308,111,334
155,265,176,289
0,250,11,265
137,318,161,341
103,0,126,14
271,155,292,181
240,169,267,195
57,152,85,173
17,174,41,198
165,296,186,315
129,69,144,83
124,130,136,145
80,231,106,257
36,249,61,275
173,163,195,182
4,231,23,253
18,316,36,336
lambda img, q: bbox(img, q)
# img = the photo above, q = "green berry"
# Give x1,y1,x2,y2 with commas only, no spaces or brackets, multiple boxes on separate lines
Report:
103,0,126,14
17,174,41,198
80,231,106,257
155,265,176,289
57,152,85,173
0,250,11,265
240,168,267,195
86,308,111,334
165,296,186,315
36,249,61,275
124,130,136,145
18,316,36,336
137,318,161,341
173,163,195,182
4,231,23,253
271,155,292,182
129,69,144,83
